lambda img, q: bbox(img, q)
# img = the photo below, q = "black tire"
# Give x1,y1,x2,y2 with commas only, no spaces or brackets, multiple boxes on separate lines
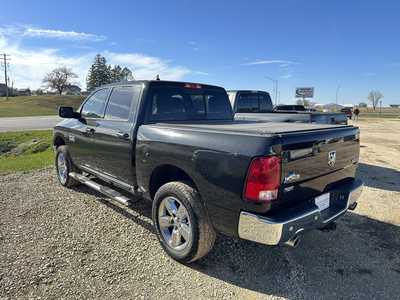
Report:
55,146,80,188
152,181,216,263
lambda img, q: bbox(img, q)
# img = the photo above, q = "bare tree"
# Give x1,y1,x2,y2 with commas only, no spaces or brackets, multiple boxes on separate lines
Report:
42,67,78,95
367,90,383,111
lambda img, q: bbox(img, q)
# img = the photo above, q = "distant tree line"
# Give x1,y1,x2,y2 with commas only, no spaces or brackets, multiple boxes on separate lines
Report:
40,54,134,94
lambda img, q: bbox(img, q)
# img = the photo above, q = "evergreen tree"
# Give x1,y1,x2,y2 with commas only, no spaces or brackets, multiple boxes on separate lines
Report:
110,65,123,83
86,54,112,90
121,67,134,81
86,55,135,90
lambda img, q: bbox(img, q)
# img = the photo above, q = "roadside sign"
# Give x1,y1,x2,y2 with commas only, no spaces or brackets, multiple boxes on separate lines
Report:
295,87,314,98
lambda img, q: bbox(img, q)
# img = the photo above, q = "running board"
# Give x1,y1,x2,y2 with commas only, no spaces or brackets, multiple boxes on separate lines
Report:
69,172,132,206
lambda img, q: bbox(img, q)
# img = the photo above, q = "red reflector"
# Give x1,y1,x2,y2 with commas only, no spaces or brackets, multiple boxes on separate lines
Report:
244,156,281,203
184,83,202,89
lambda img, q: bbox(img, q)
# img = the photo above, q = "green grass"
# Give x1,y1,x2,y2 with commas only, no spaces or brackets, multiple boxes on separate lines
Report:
0,130,54,174
0,95,85,117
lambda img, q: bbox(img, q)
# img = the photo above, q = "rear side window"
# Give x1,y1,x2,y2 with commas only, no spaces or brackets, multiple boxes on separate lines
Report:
259,94,273,112
149,87,232,121
105,86,142,120
81,88,109,118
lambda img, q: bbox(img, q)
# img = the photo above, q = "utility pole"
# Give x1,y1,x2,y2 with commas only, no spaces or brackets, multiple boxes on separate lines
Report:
265,76,278,106
1,54,11,99
335,84,340,111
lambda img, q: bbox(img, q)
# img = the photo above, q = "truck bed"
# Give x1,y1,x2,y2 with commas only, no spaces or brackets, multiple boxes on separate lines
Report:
149,120,351,135
235,112,348,125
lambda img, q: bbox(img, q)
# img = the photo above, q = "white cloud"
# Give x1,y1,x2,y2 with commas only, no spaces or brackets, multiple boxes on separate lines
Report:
280,74,293,79
193,71,209,76
23,27,106,42
105,52,190,81
242,59,299,66
0,33,191,89
0,24,106,42
362,72,376,77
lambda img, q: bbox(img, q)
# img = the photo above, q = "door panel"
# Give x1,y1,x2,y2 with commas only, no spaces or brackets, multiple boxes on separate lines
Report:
89,85,142,186
69,88,110,168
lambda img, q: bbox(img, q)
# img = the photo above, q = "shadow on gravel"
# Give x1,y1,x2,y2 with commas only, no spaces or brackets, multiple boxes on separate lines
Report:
71,185,400,298
191,213,400,298
357,162,400,192
71,185,154,233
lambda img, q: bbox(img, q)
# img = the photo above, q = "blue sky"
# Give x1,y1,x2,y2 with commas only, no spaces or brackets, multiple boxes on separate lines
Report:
1,0,400,105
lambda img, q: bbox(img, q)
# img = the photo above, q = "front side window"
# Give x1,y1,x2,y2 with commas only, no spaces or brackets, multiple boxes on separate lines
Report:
81,89,109,118
105,86,141,120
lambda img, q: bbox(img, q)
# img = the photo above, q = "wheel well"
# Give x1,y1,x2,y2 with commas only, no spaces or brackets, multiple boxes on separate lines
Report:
53,135,65,148
149,165,197,200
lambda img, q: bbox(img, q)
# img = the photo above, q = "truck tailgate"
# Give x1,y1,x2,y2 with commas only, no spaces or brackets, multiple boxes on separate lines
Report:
274,126,360,211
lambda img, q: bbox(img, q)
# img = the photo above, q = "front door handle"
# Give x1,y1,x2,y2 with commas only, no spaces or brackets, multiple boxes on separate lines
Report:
117,132,129,140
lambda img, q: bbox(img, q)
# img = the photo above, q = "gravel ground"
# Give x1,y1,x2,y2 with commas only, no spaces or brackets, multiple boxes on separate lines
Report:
1,119,399,299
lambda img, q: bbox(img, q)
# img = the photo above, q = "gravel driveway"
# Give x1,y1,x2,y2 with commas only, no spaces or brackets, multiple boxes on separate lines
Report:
0,167,399,299
1,119,400,299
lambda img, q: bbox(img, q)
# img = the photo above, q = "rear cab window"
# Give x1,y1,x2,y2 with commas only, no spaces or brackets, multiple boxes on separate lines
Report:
147,83,233,122
236,92,273,113
105,85,142,121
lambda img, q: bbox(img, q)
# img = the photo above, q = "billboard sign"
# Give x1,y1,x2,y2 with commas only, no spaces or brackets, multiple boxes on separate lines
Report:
295,87,314,98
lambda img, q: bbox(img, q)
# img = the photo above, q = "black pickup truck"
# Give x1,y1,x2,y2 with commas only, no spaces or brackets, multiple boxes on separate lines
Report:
53,80,363,263
228,90,348,125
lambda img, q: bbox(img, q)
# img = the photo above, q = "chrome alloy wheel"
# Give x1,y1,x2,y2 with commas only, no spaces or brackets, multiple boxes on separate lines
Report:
158,196,192,251
57,152,68,184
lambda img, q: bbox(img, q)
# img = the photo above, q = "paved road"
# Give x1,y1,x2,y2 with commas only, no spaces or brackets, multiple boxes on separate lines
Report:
0,116,61,132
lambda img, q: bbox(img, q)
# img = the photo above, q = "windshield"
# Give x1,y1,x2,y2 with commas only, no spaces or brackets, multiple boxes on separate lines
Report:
148,86,233,121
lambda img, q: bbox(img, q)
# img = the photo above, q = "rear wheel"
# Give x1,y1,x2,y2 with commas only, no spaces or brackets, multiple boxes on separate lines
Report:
55,146,80,188
152,181,216,263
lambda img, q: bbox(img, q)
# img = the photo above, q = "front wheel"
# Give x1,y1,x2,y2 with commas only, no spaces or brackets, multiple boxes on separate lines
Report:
152,181,216,263
55,146,80,188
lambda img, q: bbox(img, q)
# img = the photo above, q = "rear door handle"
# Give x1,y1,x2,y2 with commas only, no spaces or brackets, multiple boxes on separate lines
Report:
117,132,129,140
85,127,95,135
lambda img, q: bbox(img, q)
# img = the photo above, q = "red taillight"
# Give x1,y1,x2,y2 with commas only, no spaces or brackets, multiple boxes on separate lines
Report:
244,156,281,203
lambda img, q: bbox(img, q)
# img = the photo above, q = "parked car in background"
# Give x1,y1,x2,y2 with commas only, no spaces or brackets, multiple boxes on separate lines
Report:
274,104,307,112
54,81,362,263
341,107,353,119
228,90,348,124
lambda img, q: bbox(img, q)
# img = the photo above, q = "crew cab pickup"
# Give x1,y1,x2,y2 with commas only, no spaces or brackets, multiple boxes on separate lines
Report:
53,80,363,263
228,90,348,125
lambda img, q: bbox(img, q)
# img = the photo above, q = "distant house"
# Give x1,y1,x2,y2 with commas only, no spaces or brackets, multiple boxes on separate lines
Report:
0,83,9,96
62,85,81,95
323,103,344,111
390,104,400,108
17,88,31,96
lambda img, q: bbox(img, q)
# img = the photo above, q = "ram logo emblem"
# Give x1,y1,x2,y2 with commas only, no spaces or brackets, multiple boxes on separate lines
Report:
328,150,336,168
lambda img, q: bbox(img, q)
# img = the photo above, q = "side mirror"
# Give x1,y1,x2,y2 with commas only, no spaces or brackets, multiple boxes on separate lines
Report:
58,106,81,119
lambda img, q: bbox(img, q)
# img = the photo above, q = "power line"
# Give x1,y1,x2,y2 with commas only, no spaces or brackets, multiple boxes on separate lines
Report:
0,54,11,99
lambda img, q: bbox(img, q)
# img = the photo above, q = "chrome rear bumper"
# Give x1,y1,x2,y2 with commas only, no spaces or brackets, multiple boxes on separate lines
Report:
238,179,363,246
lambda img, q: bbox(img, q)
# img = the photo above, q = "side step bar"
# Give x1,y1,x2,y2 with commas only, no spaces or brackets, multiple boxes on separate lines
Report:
69,172,132,206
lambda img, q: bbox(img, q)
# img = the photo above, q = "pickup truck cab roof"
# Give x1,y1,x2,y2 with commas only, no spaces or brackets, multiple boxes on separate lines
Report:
228,90,348,125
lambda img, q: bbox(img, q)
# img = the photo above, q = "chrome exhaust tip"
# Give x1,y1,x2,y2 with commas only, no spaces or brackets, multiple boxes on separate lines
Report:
285,235,300,248
348,202,358,211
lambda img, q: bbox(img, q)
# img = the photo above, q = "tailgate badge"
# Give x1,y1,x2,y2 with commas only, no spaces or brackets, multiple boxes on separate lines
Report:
284,172,301,184
328,151,336,167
